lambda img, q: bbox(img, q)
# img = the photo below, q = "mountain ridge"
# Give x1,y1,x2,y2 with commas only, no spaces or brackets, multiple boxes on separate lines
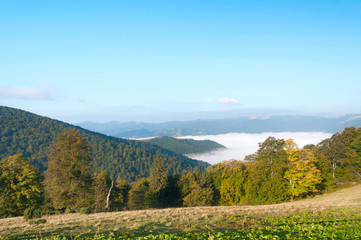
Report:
77,114,361,138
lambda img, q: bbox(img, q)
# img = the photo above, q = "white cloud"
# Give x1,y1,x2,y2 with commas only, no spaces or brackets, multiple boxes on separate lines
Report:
248,116,271,120
345,115,361,122
179,132,332,164
0,86,53,100
218,98,240,105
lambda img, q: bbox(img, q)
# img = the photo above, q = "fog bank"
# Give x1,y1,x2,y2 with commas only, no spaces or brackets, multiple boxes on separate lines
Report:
179,132,333,165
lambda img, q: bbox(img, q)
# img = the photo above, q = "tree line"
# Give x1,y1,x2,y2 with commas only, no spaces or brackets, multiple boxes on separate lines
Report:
1,127,360,218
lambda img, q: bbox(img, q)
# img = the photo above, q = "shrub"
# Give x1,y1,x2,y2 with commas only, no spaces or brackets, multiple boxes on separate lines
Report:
77,207,92,214
24,206,42,220
65,207,76,213
29,218,47,225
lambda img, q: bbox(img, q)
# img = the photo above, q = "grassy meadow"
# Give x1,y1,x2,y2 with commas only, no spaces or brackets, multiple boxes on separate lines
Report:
1,184,361,239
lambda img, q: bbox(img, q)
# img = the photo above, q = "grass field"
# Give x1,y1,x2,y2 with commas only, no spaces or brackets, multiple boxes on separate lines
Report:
1,184,361,239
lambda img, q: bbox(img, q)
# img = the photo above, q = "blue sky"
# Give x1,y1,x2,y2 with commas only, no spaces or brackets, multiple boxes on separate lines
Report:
1,0,360,123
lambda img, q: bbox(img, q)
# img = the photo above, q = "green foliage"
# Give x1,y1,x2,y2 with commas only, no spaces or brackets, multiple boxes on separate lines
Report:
128,178,150,210
23,206,42,220
245,137,289,204
149,155,167,193
145,136,226,155
110,178,130,211
162,175,182,207
11,209,361,239
45,129,93,210
28,218,47,225
93,171,112,213
148,155,168,208
183,185,213,207
0,106,209,182
313,127,361,188
181,172,213,207
218,160,247,205
0,154,44,218
77,207,92,214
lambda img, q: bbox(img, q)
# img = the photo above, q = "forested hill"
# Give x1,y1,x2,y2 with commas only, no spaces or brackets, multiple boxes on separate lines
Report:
145,136,226,155
0,106,209,182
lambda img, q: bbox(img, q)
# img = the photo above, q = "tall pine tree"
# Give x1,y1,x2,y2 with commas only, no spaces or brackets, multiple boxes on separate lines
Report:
148,154,168,208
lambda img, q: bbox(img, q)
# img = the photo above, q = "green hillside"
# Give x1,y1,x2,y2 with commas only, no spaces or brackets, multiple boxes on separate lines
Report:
145,136,226,155
0,106,209,182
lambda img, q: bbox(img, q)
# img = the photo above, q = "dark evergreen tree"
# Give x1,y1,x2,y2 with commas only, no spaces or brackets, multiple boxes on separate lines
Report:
148,155,168,208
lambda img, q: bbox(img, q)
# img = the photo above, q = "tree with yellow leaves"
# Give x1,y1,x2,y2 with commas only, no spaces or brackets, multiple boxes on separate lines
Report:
284,139,322,201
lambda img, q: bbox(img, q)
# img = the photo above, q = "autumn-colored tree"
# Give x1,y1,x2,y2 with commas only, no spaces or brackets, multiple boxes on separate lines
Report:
45,129,93,210
284,139,322,201
0,154,44,218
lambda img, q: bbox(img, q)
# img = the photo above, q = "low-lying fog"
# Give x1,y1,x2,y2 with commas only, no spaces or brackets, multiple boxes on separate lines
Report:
178,132,333,165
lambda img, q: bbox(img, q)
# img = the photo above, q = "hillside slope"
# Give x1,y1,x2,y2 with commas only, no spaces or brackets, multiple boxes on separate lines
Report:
1,184,360,238
0,106,209,181
144,136,226,155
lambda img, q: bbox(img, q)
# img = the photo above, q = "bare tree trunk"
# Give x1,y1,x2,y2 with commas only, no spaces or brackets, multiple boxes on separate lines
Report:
332,161,337,180
290,179,294,201
105,180,114,212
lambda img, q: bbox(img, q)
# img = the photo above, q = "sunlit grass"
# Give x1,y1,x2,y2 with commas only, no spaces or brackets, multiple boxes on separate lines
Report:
1,184,360,239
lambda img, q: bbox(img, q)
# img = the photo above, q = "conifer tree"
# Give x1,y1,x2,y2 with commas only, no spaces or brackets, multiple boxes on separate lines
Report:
147,154,168,208
149,154,167,193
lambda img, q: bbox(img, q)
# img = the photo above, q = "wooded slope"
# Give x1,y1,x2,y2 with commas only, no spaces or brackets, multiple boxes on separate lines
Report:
0,106,209,181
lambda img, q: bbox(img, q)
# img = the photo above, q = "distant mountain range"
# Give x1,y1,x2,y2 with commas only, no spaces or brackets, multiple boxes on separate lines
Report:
0,106,209,182
144,136,226,155
77,114,361,138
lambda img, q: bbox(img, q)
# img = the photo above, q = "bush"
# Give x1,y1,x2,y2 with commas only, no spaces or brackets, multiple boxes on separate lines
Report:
29,218,47,225
24,206,42,220
77,207,92,214
65,207,76,213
